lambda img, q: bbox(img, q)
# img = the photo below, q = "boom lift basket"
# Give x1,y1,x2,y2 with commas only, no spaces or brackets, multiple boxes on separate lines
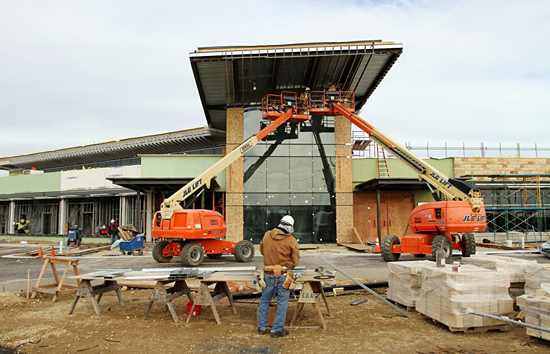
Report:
261,91,310,123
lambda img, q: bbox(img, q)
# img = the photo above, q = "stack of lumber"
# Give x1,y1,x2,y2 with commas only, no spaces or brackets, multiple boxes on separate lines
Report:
524,263,550,295
517,293,550,340
118,224,138,241
416,264,514,331
387,261,435,308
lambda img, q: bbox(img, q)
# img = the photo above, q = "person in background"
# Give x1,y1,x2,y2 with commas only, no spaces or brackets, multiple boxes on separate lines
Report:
299,87,310,115
257,215,300,338
109,219,119,244
14,219,25,234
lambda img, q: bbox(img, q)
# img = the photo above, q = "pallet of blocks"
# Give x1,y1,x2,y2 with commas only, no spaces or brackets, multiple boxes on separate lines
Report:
524,263,550,295
387,261,436,309
461,254,537,299
416,264,514,332
517,292,550,341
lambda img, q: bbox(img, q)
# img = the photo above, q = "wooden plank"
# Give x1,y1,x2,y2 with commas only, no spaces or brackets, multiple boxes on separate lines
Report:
353,227,365,246
338,243,370,252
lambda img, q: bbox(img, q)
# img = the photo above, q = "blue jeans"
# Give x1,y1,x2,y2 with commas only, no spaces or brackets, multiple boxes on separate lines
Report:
258,273,290,332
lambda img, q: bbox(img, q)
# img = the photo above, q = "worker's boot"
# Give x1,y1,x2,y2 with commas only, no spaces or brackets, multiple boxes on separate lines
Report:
270,329,289,338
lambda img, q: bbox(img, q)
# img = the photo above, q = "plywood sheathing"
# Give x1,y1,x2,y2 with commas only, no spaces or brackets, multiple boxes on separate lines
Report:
353,191,415,242
335,115,353,243
225,108,244,242
454,157,550,181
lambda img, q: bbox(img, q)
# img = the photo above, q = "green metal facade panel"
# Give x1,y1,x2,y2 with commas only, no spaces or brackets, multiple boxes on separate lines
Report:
0,173,61,195
141,156,226,191
352,158,455,188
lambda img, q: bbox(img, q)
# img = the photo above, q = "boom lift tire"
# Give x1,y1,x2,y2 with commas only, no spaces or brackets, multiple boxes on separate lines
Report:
234,240,255,262
206,254,223,259
381,235,401,262
152,240,173,263
431,235,453,262
181,243,205,267
461,233,476,257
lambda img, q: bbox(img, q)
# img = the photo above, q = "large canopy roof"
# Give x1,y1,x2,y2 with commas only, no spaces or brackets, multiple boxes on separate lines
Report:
0,127,225,171
190,40,402,130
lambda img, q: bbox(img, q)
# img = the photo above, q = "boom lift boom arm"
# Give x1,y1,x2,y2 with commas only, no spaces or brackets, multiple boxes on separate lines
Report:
160,109,294,219
331,103,483,212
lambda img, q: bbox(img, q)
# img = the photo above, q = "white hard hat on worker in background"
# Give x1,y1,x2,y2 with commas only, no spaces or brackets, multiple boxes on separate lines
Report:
111,219,115,223
280,215,294,227
305,87,310,91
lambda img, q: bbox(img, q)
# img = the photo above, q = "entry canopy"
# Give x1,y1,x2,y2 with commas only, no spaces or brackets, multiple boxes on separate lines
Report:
190,40,403,130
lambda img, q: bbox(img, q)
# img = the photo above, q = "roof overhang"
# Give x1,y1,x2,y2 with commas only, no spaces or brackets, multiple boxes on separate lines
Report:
107,177,219,193
190,40,402,130
0,127,226,171
355,178,428,191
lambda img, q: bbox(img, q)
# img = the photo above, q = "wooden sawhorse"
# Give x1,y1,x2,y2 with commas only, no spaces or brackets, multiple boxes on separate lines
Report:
31,256,80,302
144,280,194,323
290,280,331,330
68,278,125,316
186,280,237,325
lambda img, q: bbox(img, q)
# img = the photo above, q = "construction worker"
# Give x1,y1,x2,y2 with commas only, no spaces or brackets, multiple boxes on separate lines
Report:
14,219,25,234
299,87,310,115
109,219,119,244
257,215,300,338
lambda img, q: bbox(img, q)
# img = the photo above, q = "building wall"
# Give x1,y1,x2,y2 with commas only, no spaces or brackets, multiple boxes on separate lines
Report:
454,157,550,179
335,115,353,243
353,191,415,242
141,155,226,190
0,173,60,195
225,107,244,243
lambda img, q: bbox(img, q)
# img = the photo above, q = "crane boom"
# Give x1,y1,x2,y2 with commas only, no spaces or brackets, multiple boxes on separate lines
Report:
331,103,483,212
160,109,294,219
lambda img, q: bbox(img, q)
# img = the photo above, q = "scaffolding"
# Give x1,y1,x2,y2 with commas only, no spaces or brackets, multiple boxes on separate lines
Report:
477,174,550,242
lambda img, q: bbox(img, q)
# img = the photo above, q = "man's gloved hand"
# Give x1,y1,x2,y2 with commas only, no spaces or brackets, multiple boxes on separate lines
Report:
257,270,266,289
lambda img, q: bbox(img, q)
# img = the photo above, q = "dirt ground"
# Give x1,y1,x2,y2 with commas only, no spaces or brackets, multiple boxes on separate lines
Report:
0,284,548,354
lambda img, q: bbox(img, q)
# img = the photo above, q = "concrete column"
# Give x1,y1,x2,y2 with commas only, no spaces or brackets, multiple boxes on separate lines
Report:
145,191,153,242
335,115,354,243
225,107,244,243
58,199,68,235
120,196,127,225
8,201,15,234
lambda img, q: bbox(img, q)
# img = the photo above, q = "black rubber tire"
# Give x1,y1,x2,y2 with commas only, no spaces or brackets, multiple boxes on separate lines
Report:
206,254,223,259
413,254,426,258
431,235,453,262
152,240,173,263
381,235,401,262
181,243,205,267
234,240,255,263
461,233,476,257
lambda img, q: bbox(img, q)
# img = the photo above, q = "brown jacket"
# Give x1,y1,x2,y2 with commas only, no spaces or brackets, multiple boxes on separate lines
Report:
260,228,300,270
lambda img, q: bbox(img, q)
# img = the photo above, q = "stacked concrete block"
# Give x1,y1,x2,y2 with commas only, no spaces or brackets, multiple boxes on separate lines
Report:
416,265,514,330
525,264,550,295
461,254,537,284
387,261,436,307
517,294,550,341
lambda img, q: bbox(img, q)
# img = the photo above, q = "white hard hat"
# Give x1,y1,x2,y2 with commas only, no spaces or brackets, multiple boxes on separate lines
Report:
280,215,294,227
111,219,115,223
305,87,310,91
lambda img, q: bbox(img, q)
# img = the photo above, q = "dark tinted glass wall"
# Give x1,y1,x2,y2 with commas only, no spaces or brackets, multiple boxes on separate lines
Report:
243,109,336,243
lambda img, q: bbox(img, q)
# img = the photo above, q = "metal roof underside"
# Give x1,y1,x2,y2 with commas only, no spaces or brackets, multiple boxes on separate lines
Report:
107,177,219,192
355,178,428,191
190,40,403,130
0,128,226,171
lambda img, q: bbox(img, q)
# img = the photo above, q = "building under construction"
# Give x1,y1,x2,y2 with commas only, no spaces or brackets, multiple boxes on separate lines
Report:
1,40,549,244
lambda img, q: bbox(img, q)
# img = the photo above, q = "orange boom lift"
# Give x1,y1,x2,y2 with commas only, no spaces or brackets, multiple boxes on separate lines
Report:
152,93,309,266
262,88,486,262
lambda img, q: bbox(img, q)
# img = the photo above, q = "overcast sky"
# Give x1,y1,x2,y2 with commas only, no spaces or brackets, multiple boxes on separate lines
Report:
0,0,549,159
